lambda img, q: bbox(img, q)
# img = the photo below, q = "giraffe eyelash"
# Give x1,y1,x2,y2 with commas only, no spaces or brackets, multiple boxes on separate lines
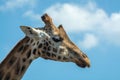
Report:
52,35,63,42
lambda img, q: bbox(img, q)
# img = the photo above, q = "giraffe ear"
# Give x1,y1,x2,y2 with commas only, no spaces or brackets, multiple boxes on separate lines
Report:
58,25,70,41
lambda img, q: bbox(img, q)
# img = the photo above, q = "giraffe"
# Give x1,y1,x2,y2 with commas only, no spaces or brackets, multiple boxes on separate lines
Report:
0,13,90,80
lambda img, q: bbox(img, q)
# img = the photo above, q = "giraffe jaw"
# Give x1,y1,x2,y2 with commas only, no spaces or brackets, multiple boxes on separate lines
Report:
74,53,90,68
75,58,90,68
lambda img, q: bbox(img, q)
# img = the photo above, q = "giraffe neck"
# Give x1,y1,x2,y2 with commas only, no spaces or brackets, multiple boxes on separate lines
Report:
0,37,38,80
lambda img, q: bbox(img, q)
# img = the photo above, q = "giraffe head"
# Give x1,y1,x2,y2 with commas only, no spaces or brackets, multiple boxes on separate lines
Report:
20,14,90,68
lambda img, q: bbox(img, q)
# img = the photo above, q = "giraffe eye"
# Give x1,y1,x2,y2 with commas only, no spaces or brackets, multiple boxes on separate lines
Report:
52,35,63,42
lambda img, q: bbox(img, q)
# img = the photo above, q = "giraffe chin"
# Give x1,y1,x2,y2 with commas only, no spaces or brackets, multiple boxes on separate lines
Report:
76,63,87,68
75,60,90,68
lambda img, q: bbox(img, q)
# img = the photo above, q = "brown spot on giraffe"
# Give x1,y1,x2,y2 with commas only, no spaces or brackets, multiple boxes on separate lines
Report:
26,50,31,58
15,59,21,75
17,45,24,52
38,51,42,56
4,72,11,80
22,44,29,54
21,65,26,73
0,70,4,79
53,48,57,53
33,48,37,55
38,43,42,48
22,58,26,62
8,56,17,67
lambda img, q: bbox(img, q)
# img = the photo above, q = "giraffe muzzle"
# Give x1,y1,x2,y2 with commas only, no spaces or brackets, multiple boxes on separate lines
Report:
76,59,90,68
76,58,90,68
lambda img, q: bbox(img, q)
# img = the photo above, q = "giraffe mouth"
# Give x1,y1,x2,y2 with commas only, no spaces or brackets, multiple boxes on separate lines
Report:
75,58,90,68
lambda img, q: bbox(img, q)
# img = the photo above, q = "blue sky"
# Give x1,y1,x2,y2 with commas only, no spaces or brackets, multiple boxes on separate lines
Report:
0,0,120,80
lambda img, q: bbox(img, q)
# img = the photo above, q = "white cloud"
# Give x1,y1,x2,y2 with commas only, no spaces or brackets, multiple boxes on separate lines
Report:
22,2,120,49
45,3,108,32
0,0,36,11
79,33,98,49
44,3,120,48
23,10,41,20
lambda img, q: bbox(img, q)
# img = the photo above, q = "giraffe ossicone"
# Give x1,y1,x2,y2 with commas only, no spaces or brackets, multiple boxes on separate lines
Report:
0,13,90,80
